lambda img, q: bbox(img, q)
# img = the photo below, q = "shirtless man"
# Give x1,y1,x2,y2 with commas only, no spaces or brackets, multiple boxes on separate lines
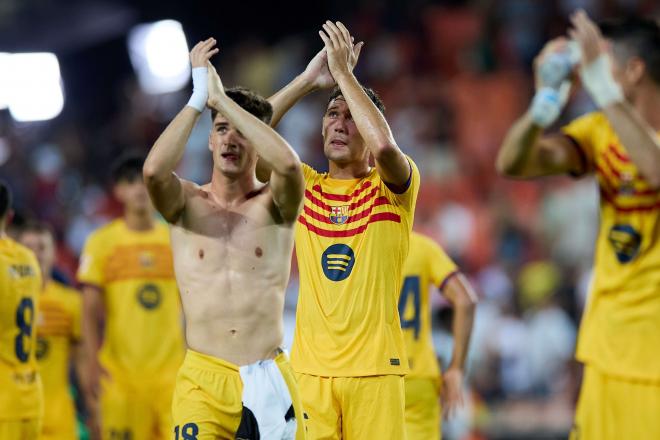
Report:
143,38,305,439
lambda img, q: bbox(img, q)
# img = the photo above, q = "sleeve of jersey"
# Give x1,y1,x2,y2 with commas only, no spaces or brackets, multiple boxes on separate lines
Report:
560,112,599,177
301,162,320,183
427,239,459,290
381,156,421,212
76,232,105,288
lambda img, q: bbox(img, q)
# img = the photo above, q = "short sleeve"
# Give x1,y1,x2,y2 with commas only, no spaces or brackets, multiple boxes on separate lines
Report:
381,156,420,212
560,112,600,177
76,231,105,287
301,163,320,182
426,238,459,289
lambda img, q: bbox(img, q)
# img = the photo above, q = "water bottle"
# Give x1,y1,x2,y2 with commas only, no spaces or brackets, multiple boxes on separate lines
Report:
539,41,581,89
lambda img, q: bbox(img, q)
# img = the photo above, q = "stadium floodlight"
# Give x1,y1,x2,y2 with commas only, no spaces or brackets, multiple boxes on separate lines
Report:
7,53,64,122
128,19,190,94
0,53,10,109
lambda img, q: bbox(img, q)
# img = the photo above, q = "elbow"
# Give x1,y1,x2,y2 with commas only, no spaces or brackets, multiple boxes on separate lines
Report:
495,152,519,178
142,160,165,184
278,153,302,177
372,142,399,162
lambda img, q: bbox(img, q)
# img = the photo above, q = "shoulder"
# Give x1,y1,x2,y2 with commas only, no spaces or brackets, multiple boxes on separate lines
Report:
12,240,40,268
87,219,122,242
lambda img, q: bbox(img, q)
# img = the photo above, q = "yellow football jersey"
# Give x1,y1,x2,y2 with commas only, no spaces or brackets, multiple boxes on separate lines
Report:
562,112,660,381
291,159,420,376
0,237,43,420
399,232,458,379
77,219,184,382
36,280,81,434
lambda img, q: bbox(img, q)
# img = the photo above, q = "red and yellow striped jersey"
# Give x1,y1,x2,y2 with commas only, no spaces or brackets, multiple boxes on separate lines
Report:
399,232,458,379
291,160,420,376
563,111,660,381
77,219,184,383
0,237,42,420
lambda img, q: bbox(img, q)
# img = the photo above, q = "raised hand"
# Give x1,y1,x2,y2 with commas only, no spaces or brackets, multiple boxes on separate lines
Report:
206,62,225,110
304,36,363,89
568,9,607,67
190,38,219,68
318,20,362,80
532,37,570,90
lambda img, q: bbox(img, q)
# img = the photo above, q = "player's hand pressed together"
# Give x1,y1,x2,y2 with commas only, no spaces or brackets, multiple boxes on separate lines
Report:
441,366,465,420
190,37,219,68
319,21,359,81
302,39,363,90
569,10,607,67
532,37,570,90
206,61,226,110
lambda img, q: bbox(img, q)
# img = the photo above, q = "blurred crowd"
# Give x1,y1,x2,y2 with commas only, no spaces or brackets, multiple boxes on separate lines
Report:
2,0,658,438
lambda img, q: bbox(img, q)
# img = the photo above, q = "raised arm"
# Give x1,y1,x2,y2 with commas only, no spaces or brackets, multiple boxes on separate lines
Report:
440,273,477,419
143,39,218,222
268,42,363,128
496,38,587,178
569,10,660,188
320,21,409,187
206,63,304,221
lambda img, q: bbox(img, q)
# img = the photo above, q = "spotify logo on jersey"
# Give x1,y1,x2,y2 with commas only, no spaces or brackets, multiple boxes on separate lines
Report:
137,283,162,310
322,244,355,281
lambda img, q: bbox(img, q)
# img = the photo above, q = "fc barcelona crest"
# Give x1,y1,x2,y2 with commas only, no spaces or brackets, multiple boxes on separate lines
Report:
329,205,349,225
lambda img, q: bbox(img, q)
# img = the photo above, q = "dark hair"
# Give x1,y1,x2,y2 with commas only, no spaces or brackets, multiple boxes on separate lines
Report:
111,154,145,184
19,220,54,238
600,17,660,84
211,87,273,124
0,180,12,219
327,85,386,115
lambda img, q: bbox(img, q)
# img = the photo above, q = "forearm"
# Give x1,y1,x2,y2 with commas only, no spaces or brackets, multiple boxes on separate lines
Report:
496,112,544,177
81,288,102,365
143,106,201,181
212,95,301,175
448,298,475,371
603,101,660,187
335,71,397,155
268,75,317,128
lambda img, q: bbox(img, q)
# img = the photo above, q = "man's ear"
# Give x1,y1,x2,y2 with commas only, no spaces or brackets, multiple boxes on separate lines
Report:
626,57,646,85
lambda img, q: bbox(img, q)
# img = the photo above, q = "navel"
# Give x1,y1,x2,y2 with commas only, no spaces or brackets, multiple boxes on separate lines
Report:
198,249,204,259
255,247,263,257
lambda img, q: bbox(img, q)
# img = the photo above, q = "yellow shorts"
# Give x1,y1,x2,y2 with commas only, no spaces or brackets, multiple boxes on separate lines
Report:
172,349,306,440
40,391,76,440
571,364,660,440
296,373,406,440
0,419,41,440
404,376,441,440
100,373,175,440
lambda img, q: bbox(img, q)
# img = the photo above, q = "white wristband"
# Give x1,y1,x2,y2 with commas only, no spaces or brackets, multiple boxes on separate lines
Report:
580,55,624,108
186,67,208,112
529,84,569,128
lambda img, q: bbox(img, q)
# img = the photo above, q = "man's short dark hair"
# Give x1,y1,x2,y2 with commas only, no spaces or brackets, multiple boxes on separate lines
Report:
20,220,54,239
327,85,386,115
600,17,660,85
0,180,12,219
111,154,145,184
210,87,273,125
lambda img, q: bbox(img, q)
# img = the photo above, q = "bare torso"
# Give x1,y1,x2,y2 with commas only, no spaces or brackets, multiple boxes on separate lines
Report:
170,181,294,365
